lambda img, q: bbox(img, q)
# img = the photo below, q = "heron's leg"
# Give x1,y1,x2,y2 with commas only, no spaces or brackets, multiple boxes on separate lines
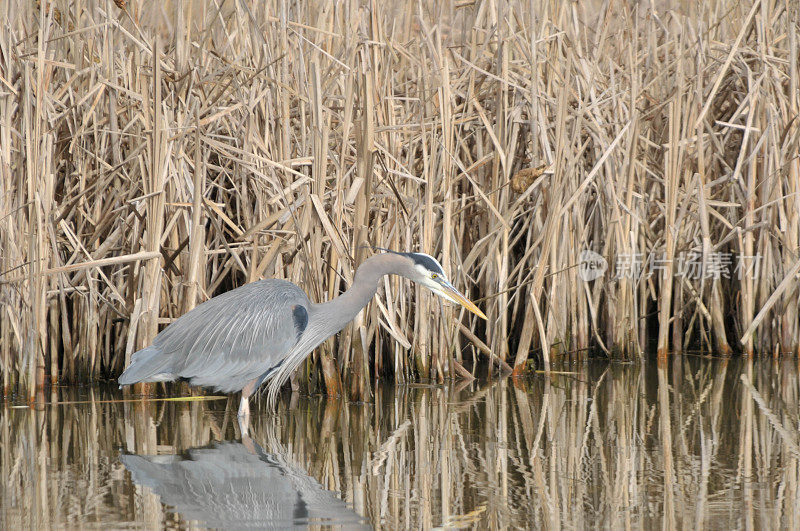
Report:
237,378,258,437
238,378,258,417
237,395,251,437
237,395,250,418
237,403,250,437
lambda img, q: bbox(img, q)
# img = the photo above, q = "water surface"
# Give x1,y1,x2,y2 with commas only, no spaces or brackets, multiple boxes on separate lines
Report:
2,357,799,528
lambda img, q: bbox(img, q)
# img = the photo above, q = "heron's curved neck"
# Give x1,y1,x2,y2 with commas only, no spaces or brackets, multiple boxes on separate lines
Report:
311,253,406,335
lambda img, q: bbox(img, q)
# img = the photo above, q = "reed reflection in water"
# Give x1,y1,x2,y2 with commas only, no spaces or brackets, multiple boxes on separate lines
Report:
1,357,799,528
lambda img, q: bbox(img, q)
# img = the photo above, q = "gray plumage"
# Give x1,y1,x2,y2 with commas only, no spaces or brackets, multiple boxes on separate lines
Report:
119,279,309,393
121,440,367,529
119,251,486,417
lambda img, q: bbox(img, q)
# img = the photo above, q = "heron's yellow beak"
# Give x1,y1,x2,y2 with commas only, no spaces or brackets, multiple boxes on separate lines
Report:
436,280,488,320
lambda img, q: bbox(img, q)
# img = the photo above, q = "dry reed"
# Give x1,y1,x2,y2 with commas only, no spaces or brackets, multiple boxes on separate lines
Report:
0,1,799,396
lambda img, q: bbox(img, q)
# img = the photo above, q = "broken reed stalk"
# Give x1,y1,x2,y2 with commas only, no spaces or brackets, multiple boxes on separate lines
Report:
0,1,799,398
184,107,206,314
132,35,167,395
657,98,680,359
349,66,375,402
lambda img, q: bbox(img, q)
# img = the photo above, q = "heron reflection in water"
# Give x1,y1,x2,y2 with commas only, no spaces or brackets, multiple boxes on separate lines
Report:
121,430,368,529
119,250,486,427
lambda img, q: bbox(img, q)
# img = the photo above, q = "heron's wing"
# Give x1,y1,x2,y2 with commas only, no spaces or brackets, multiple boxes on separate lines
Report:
123,280,309,392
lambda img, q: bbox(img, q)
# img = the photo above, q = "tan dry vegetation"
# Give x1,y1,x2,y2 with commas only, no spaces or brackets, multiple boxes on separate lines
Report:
0,1,799,397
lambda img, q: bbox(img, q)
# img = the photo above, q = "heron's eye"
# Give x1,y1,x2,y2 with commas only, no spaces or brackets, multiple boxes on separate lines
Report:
431,273,439,280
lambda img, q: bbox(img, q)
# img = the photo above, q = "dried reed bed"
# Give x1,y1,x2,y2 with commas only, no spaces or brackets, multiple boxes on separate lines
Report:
1,360,799,527
1,1,799,397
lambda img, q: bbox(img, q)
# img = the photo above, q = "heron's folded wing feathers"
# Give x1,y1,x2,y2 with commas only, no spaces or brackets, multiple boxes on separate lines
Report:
131,280,309,392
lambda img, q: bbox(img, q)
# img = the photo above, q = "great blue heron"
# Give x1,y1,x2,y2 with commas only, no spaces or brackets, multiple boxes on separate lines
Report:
119,250,486,421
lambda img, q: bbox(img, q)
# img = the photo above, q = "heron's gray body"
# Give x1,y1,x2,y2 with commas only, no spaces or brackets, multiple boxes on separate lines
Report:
119,279,310,393
118,251,486,418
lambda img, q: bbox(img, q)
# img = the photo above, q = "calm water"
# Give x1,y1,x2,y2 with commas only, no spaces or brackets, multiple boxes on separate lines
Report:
2,357,799,529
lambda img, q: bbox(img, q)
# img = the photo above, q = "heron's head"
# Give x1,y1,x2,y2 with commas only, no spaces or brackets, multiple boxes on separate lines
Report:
389,251,487,320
